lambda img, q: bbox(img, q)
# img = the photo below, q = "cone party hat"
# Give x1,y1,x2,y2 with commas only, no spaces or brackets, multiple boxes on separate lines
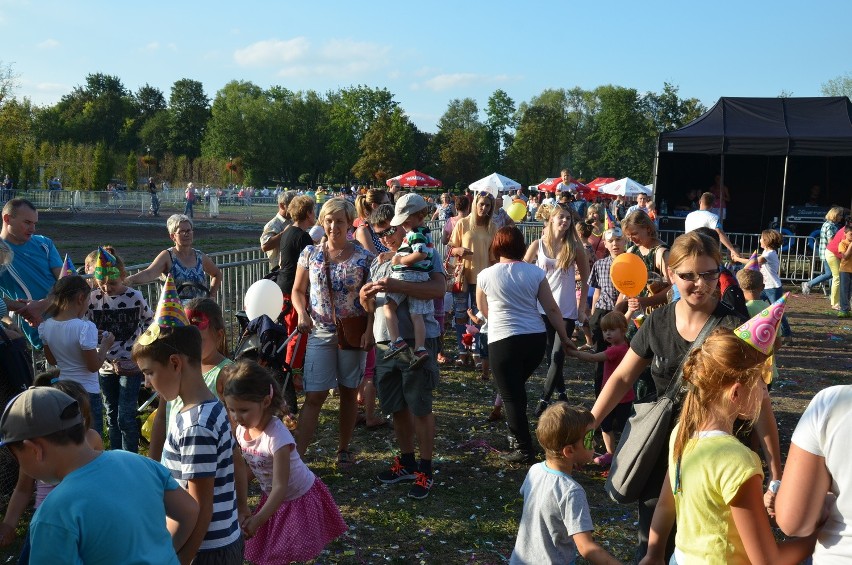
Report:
93,247,119,281
59,254,76,278
137,275,189,345
734,292,789,355
744,250,760,271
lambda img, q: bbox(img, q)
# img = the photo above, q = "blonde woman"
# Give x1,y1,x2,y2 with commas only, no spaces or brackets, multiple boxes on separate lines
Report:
448,192,497,366
524,203,590,416
292,198,375,468
354,188,392,254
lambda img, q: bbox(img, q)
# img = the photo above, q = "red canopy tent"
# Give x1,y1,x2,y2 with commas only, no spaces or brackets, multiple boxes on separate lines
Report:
535,177,595,196
534,177,561,192
386,170,442,188
588,177,616,190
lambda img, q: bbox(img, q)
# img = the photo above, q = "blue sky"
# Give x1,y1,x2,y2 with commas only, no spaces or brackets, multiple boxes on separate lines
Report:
2,0,850,132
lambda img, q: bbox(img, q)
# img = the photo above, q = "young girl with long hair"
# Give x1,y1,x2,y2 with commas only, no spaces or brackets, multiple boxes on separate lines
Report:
86,246,153,452
621,210,671,312
223,360,346,564
640,329,816,565
38,275,115,432
524,203,590,416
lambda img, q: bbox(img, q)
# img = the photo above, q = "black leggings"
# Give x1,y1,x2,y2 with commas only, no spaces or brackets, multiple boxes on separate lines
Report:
540,316,576,401
489,333,546,453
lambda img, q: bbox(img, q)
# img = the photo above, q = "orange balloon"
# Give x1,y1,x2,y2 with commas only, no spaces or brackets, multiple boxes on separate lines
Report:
610,253,648,298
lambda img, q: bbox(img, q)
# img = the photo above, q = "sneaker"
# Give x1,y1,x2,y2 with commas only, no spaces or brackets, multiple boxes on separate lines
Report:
384,339,409,360
801,282,810,295
377,457,417,484
409,348,430,369
407,472,433,499
499,449,536,464
594,452,613,467
533,400,549,418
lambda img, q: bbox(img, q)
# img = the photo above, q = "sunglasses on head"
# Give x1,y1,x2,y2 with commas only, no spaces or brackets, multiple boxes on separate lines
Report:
604,227,623,240
674,267,721,282
375,226,397,238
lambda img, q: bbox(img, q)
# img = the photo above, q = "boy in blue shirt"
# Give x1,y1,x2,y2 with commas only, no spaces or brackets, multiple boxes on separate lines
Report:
0,387,198,564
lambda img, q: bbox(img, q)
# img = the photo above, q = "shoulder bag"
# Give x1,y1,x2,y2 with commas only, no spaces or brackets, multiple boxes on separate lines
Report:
324,245,368,351
605,315,721,504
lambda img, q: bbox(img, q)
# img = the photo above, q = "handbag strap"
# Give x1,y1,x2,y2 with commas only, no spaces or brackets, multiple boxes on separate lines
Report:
323,244,339,326
662,313,722,401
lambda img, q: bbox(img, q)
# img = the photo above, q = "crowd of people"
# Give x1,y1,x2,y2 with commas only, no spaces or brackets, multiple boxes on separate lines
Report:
0,177,848,564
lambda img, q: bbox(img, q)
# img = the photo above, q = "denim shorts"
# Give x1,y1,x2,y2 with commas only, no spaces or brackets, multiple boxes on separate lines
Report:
303,326,367,392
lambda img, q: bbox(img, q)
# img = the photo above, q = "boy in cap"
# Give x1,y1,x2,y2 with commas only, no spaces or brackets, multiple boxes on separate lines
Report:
0,387,198,564
382,193,435,368
132,276,244,564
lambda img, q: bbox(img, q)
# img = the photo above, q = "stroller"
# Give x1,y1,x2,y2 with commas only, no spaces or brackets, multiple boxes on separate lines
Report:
234,313,301,415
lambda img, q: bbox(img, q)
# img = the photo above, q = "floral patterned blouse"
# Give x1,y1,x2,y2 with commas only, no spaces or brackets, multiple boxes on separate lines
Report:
297,243,375,330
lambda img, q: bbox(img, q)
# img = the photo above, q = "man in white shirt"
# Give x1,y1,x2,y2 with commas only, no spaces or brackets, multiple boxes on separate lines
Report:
625,193,650,216
685,192,740,259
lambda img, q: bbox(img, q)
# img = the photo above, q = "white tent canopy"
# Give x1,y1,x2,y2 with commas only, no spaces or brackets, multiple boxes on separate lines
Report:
598,177,652,197
469,172,521,198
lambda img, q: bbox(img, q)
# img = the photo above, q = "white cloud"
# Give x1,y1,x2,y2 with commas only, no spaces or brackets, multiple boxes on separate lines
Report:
36,38,59,49
234,37,391,79
234,38,310,67
414,72,512,92
145,41,159,51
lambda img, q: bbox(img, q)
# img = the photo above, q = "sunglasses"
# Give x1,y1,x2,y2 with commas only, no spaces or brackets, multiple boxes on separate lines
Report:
375,226,397,238
674,267,721,282
604,227,623,240
582,429,595,451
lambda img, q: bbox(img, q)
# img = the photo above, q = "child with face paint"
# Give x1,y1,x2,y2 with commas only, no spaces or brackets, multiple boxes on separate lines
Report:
85,246,154,452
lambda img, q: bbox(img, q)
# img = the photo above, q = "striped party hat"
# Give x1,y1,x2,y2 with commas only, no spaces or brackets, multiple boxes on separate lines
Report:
733,292,789,355
59,254,76,278
137,275,189,345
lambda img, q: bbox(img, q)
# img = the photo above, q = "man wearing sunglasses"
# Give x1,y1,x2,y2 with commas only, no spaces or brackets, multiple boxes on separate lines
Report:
360,205,446,500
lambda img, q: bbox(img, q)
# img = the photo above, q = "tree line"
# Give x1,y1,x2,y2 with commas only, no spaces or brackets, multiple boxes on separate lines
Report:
0,62,709,191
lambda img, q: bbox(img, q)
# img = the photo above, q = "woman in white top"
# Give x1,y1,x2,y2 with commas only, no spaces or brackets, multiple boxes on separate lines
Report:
523,203,590,417
477,226,573,463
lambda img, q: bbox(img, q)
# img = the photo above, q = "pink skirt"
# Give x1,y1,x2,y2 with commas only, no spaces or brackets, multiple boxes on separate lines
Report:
245,477,347,564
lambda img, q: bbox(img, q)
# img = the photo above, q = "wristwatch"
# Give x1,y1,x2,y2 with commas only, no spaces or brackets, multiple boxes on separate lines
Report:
768,480,781,494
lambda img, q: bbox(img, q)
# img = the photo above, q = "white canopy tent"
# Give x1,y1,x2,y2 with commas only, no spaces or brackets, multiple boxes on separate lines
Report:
469,172,522,198
598,177,652,197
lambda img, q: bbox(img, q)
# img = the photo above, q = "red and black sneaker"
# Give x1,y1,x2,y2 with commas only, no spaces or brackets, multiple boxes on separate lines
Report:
407,472,434,499
376,456,417,484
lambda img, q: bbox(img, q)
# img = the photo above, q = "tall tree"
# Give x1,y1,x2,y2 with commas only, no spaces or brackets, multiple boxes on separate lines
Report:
590,85,655,181
168,79,210,159
135,84,167,119
352,107,419,184
821,73,852,98
483,89,516,172
432,98,484,185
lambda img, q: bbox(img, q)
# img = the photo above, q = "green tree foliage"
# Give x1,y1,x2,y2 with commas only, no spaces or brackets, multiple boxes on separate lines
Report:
92,142,111,191
167,79,210,159
432,98,484,186
483,89,516,172
588,85,654,181
351,107,419,183
125,151,138,190
821,73,852,98
643,82,706,134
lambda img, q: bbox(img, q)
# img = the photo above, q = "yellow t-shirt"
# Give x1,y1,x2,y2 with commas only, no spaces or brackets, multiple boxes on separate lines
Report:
449,216,497,284
669,426,762,565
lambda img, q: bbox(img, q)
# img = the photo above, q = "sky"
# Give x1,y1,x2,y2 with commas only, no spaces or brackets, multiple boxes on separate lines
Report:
2,0,851,133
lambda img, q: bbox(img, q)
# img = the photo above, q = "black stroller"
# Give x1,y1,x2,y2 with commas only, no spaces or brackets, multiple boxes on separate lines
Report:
233,313,301,415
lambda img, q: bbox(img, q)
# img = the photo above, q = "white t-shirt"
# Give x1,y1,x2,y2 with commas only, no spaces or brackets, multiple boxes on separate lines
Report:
791,385,852,563
236,417,314,501
684,209,720,233
510,462,593,565
534,239,578,319
38,318,99,393
477,262,546,344
760,249,782,289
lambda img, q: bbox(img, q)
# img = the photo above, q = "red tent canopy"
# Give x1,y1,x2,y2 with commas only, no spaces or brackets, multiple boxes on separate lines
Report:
535,177,595,196
535,177,561,192
588,177,616,190
386,170,442,188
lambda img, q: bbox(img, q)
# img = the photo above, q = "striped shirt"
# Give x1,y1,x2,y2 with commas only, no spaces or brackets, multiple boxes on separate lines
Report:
588,255,619,311
820,220,839,259
163,399,240,551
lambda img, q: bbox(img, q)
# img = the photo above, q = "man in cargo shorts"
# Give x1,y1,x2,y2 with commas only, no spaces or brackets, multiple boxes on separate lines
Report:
360,207,445,500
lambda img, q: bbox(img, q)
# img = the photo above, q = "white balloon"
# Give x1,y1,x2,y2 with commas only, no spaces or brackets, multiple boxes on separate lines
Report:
244,279,284,321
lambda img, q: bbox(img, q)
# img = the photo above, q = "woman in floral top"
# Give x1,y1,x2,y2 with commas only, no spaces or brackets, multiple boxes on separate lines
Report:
293,198,375,469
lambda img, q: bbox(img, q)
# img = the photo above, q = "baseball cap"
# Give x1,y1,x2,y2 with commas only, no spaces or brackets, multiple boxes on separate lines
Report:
0,388,82,446
390,193,428,227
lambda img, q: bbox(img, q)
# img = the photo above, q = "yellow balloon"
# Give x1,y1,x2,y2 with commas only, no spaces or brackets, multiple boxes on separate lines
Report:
610,253,648,298
507,201,527,222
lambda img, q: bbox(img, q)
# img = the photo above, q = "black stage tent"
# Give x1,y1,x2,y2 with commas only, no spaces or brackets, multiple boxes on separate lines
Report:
654,97,852,234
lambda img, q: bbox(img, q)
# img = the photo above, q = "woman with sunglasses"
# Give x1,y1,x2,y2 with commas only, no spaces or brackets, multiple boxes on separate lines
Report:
448,192,497,367
590,231,782,563
125,214,222,302
354,188,392,255
523,203,589,417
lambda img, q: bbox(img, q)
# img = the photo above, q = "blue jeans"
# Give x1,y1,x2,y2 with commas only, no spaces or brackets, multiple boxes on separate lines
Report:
99,372,142,452
184,199,194,218
806,259,832,288
452,284,480,356
88,392,103,437
841,272,852,312
762,287,792,336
